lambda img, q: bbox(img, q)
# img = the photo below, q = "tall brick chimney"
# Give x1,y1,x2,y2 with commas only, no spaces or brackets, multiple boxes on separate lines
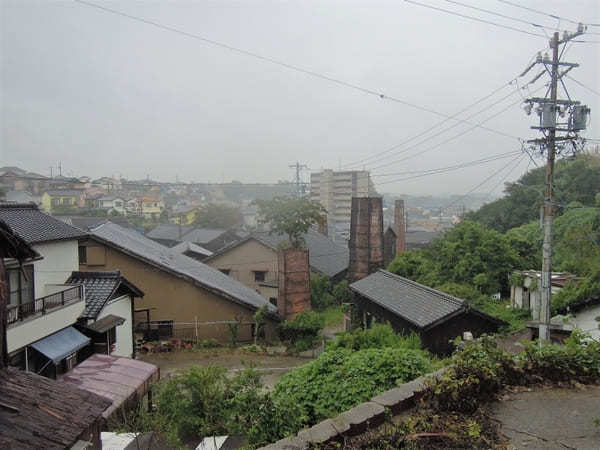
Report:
277,249,311,320
395,199,406,255
317,214,328,237
1,258,7,369
348,197,384,283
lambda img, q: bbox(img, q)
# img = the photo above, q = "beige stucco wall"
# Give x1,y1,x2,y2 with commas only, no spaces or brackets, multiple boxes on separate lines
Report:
79,239,276,342
206,239,279,292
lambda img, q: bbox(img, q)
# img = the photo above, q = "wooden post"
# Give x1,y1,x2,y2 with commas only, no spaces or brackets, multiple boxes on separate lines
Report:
0,258,7,369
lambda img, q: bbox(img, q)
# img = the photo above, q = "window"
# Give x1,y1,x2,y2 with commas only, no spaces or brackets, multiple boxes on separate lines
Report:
51,198,60,206
269,297,277,306
78,246,87,264
253,270,267,282
219,268,231,276
108,327,117,345
6,265,34,306
63,197,72,205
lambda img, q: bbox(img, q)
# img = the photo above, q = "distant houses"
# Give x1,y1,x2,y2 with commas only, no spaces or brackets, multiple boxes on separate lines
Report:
350,270,505,355
205,229,349,303
146,223,241,252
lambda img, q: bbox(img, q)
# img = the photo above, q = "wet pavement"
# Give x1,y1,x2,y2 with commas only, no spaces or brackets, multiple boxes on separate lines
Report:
490,385,600,449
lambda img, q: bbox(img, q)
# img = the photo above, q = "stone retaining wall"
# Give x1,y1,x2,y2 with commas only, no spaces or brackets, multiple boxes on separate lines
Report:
259,368,447,449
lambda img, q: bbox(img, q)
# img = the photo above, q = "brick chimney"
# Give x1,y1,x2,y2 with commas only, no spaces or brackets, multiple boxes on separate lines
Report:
277,249,311,320
1,259,7,369
317,214,328,237
348,197,384,283
395,199,406,255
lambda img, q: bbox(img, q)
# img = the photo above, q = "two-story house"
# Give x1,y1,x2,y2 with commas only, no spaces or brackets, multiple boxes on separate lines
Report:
40,189,85,213
135,196,164,218
96,195,127,215
0,203,88,377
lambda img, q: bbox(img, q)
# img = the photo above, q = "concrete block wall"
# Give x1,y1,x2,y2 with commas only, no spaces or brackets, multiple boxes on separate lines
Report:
277,249,311,320
258,368,447,449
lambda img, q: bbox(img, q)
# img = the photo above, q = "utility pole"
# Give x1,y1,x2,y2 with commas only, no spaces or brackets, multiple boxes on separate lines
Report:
522,26,590,343
289,162,308,196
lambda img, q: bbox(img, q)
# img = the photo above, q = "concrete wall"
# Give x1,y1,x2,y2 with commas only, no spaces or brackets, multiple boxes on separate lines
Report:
7,300,85,353
32,240,79,298
572,304,600,341
97,295,133,358
79,239,276,342
206,239,278,291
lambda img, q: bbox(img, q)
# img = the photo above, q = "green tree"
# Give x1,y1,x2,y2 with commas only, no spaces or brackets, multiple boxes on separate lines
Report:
255,196,326,248
193,203,243,229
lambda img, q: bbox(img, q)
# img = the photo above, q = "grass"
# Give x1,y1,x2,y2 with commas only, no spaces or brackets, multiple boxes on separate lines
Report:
318,306,345,327
475,300,531,334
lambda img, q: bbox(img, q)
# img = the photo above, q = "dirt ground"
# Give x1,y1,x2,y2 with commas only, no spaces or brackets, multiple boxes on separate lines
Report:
139,349,312,389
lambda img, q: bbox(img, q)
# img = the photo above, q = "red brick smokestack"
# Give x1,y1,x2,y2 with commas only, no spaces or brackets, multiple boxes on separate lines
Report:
395,199,406,255
277,249,311,320
348,197,384,283
0,258,7,369
317,214,328,237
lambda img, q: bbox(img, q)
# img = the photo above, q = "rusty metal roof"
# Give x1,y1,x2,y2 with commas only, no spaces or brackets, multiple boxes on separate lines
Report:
60,354,159,419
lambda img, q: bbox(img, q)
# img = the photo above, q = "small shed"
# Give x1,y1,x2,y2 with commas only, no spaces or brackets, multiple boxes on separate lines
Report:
350,270,505,355
60,353,159,421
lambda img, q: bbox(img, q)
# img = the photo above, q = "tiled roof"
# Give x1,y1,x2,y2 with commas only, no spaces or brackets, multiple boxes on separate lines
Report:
181,228,228,244
350,270,467,330
0,368,111,449
58,215,130,231
146,223,194,241
172,241,213,257
67,270,144,319
0,203,86,244
43,189,83,196
89,222,277,314
252,229,349,278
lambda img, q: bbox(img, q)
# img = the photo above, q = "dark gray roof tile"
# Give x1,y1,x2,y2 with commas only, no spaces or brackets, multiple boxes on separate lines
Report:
90,223,277,314
0,203,86,244
350,270,466,329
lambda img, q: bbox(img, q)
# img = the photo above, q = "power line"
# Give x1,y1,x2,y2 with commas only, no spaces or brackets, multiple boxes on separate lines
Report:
404,0,547,38
343,48,547,170
343,82,517,169
365,87,523,171
439,0,562,33
493,0,600,28
565,75,600,97
373,151,522,186
73,0,534,135
368,86,544,172
482,152,529,201
441,153,526,212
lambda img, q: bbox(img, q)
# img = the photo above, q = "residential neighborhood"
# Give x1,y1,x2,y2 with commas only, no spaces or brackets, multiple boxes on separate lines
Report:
2,1,599,449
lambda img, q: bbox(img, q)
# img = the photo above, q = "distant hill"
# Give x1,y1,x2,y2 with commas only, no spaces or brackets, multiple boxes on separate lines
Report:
465,152,600,233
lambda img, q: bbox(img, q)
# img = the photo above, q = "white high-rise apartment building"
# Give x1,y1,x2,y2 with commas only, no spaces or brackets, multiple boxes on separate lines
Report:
310,169,377,241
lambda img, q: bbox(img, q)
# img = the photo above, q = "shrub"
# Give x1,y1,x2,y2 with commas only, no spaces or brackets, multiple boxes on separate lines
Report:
310,274,335,310
279,311,325,352
197,339,220,349
327,323,422,351
273,348,432,426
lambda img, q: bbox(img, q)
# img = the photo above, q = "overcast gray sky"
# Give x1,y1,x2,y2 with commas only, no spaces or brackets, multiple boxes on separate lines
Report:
1,0,598,195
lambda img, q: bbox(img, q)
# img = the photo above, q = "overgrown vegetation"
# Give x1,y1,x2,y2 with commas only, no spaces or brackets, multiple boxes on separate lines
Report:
552,268,600,314
254,195,326,248
273,347,432,427
327,323,422,351
192,203,243,229
310,275,352,310
313,332,600,449
279,310,326,353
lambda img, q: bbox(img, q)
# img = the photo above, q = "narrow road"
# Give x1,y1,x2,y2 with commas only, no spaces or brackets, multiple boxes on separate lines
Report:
490,385,600,449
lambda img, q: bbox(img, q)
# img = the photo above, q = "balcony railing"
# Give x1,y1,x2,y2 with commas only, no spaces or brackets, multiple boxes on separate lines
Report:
7,285,83,325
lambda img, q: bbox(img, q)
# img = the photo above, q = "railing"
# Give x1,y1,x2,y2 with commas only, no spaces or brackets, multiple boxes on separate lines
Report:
6,285,83,325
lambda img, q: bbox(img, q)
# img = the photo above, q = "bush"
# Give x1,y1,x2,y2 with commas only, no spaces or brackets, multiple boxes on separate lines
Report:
327,323,422,351
273,348,432,426
552,267,600,314
310,274,335,310
196,339,220,349
279,311,325,352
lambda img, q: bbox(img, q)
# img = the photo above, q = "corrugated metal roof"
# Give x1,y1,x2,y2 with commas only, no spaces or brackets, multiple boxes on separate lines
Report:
31,327,91,363
90,222,277,314
350,270,466,329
